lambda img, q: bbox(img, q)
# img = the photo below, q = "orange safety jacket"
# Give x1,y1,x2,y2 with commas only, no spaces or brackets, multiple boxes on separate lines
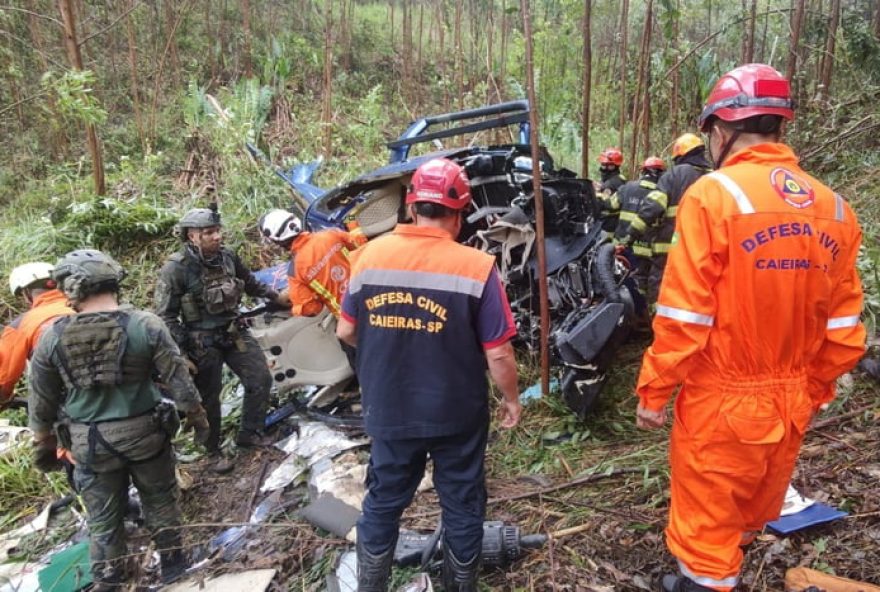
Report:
637,143,865,411
0,290,73,402
287,229,365,317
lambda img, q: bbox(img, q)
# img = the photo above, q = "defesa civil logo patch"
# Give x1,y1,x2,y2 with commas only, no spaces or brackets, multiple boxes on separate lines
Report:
770,167,815,209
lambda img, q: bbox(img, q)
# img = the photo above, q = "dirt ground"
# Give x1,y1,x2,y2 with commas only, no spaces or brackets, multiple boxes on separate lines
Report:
164,344,880,591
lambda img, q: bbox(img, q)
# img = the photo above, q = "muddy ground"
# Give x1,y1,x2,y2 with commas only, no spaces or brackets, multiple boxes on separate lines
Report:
150,341,880,591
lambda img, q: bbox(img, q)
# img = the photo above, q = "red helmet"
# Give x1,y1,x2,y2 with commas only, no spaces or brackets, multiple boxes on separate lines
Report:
598,147,624,167
642,156,666,171
406,158,472,210
698,63,794,131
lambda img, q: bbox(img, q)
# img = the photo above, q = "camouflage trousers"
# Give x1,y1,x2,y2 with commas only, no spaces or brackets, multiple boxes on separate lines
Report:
72,420,181,581
189,327,271,451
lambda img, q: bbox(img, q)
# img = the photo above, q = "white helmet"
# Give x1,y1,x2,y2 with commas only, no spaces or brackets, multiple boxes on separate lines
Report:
9,262,55,296
259,209,303,244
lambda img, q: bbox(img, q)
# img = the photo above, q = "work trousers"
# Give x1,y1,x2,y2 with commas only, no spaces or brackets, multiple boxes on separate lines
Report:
666,378,813,590
74,442,181,581
358,425,489,562
647,253,668,307
190,328,271,451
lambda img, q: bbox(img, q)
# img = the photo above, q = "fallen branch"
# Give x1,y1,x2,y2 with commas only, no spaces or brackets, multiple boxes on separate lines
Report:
811,403,876,430
411,468,642,519
801,117,879,162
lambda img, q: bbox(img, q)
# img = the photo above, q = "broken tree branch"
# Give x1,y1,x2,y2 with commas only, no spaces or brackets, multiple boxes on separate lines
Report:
78,0,143,46
0,5,62,27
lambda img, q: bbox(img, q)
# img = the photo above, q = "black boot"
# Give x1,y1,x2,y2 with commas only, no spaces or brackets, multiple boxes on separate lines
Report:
356,538,394,592
160,549,189,584
659,574,718,592
90,561,125,592
442,549,480,592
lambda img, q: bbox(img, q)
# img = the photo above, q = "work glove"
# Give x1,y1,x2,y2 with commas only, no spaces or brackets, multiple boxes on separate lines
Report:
184,404,211,446
32,432,62,473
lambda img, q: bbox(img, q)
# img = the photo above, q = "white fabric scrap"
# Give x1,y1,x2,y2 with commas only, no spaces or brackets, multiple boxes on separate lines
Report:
780,484,815,516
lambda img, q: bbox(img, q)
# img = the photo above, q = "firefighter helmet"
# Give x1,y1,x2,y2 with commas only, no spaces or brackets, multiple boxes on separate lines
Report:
259,209,303,244
642,156,666,172
598,147,624,167
672,133,705,158
698,63,794,131
9,262,55,296
405,158,472,211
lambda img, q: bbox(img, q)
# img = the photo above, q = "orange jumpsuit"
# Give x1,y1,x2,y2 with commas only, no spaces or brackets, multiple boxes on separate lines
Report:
287,229,365,317
636,143,865,590
0,290,73,402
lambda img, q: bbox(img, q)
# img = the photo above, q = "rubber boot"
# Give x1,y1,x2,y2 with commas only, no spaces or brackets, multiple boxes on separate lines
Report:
441,548,480,592
160,549,189,584
90,561,125,592
659,574,718,592
356,538,395,592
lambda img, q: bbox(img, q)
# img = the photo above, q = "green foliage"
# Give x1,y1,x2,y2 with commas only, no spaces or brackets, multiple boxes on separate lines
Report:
0,443,68,530
40,70,107,127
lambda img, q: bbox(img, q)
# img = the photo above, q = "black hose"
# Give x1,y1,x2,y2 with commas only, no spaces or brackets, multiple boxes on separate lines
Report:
593,243,622,303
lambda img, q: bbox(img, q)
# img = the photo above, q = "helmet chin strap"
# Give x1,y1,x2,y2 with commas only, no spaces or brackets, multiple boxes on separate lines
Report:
712,129,740,169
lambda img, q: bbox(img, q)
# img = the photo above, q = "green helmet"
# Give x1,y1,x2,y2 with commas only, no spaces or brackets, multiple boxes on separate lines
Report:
53,249,125,302
177,207,222,241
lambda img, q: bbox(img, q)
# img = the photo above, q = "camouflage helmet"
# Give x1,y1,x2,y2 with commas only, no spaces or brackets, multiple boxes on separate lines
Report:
53,249,125,302
177,207,222,241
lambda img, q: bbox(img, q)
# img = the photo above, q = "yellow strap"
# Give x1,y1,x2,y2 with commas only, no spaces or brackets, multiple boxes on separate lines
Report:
647,190,668,209
309,279,340,314
629,217,648,233
653,242,673,253
665,206,678,217
619,211,638,221
632,245,652,257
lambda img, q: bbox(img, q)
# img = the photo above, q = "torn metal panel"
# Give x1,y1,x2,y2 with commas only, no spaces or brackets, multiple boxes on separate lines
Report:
164,568,277,592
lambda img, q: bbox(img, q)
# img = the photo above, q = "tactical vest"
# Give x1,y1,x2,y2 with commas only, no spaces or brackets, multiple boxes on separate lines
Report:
53,312,151,390
200,256,244,316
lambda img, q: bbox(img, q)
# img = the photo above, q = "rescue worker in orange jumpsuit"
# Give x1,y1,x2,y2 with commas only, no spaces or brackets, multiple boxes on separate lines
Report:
259,209,366,320
634,64,866,592
0,262,73,405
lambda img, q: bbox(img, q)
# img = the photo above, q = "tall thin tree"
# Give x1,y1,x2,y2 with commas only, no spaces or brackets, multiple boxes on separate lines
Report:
617,0,629,149
786,0,806,86
818,0,840,99
240,0,253,78
520,0,550,396
58,0,106,195
321,0,333,156
581,0,593,177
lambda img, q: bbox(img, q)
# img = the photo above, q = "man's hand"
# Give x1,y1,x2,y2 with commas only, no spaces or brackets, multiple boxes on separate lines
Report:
184,358,198,376
32,433,62,473
636,403,667,429
184,405,211,445
498,398,522,429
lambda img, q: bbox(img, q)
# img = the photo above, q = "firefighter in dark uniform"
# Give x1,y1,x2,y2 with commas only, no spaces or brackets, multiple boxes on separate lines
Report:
614,156,666,311
336,158,522,591
154,207,281,471
596,147,627,232
628,133,712,305
28,249,210,589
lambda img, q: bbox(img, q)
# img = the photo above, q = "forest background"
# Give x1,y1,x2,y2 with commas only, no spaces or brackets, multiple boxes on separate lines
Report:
0,1,879,588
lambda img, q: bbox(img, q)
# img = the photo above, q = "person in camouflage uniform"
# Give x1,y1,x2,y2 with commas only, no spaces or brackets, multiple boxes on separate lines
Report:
154,207,280,468
29,249,210,589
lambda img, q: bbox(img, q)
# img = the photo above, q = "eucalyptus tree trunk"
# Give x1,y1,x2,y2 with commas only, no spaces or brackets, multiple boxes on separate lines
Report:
786,0,806,84
617,0,629,149
124,0,146,151
670,0,680,138
454,0,464,109
520,0,550,397
818,0,840,99
743,0,757,63
240,0,253,78
581,0,592,177
321,0,333,157
58,0,106,195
